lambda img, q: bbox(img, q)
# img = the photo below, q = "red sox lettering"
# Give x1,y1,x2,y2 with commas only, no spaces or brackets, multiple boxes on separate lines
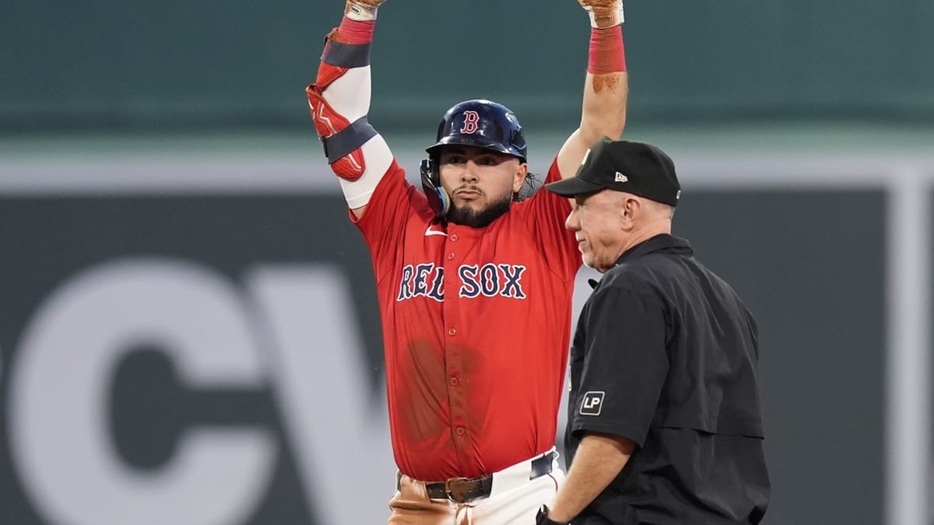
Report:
396,263,527,302
396,264,445,301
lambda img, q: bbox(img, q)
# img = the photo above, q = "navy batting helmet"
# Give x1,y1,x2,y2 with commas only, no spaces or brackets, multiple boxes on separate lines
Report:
420,99,528,220
425,99,527,162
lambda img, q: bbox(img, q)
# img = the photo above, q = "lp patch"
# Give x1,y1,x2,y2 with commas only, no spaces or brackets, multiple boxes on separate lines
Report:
579,391,605,416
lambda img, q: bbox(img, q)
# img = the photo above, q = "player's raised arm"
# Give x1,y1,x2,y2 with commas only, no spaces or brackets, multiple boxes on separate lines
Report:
556,0,629,181
306,0,393,219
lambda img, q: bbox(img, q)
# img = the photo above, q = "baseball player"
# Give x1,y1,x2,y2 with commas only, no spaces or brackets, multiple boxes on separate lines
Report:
306,0,628,522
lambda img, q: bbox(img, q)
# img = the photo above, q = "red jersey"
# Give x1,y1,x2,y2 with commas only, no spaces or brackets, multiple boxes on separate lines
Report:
353,158,581,481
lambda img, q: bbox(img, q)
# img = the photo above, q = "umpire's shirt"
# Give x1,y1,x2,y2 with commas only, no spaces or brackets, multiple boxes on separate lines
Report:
566,234,770,524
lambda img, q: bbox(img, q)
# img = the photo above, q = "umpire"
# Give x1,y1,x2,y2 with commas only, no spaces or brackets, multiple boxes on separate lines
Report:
536,137,770,524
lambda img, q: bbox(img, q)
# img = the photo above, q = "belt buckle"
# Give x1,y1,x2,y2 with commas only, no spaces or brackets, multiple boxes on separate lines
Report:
444,477,474,503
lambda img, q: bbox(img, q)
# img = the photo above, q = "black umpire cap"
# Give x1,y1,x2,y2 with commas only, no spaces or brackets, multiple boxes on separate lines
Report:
545,137,682,206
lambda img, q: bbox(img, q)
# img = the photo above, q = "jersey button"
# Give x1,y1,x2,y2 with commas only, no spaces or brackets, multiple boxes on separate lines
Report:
449,377,459,386
448,328,457,336
450,234,459,242
455,426,466,436
447,253,455,260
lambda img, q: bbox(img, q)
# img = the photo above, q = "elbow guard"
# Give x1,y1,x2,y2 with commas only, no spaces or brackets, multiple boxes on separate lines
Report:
307,36,390,182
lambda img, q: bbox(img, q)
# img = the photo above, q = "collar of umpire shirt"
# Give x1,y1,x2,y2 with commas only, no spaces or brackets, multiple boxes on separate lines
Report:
613,234,693,268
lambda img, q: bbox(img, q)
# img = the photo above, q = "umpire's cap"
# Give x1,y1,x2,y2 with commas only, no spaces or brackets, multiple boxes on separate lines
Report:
545,137,681,206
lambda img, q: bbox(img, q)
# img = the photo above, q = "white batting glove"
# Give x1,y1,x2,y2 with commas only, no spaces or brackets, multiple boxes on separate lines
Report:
344,0,386,22
578,0,624,28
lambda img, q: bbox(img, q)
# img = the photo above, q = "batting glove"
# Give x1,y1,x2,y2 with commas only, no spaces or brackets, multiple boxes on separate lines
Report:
344,0,386,21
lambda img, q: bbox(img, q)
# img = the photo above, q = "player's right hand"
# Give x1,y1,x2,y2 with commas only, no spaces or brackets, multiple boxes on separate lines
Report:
578,0,624,28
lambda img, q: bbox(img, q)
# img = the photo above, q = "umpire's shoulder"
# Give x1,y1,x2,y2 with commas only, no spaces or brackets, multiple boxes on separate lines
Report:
602,253,680,295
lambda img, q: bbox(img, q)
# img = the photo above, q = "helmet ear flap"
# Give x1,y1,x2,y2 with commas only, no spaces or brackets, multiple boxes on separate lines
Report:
420,158,450,220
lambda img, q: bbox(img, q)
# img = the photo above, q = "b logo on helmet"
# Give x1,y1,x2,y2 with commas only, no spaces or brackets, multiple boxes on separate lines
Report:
460,111,480,134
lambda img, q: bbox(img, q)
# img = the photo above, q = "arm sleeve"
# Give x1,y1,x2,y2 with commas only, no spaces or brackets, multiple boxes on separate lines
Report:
571,284,669,447
307,30,394,209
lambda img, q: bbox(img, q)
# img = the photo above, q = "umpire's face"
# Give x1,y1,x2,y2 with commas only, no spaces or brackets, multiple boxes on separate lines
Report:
438,146,528,227
566,190,675,272
566,189,629,273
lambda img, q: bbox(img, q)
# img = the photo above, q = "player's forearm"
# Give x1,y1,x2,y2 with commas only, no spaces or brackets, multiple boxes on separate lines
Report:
547,433,634,523
578,24,628,143
306,1,393,214
577,72,628,149
557,1,628,179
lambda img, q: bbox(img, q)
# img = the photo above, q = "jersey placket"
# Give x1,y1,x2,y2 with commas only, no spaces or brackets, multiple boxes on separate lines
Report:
441,226,474,471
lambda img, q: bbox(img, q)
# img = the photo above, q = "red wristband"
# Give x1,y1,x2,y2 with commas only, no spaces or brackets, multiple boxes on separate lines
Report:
588,25,626,75
335,16,375,45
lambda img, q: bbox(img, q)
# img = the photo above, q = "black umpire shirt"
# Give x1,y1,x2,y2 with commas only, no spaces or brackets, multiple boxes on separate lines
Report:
565,234,770,524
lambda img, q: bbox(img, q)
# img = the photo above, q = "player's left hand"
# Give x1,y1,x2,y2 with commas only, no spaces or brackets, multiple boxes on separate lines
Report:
577,0,624,28
349,0,386,7
344,0,386,21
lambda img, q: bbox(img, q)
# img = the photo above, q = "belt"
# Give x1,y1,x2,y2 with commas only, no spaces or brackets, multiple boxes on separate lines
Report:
424,450,557,503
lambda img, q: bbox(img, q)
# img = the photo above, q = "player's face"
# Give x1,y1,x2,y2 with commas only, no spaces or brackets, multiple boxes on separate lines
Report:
565,190,628,273
438,146,527,228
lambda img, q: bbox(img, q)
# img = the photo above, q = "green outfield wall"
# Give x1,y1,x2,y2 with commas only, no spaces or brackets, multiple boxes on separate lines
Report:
3,0,934,131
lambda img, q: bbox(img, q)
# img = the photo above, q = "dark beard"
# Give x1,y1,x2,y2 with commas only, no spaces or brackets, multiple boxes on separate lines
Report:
446,194,512,228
